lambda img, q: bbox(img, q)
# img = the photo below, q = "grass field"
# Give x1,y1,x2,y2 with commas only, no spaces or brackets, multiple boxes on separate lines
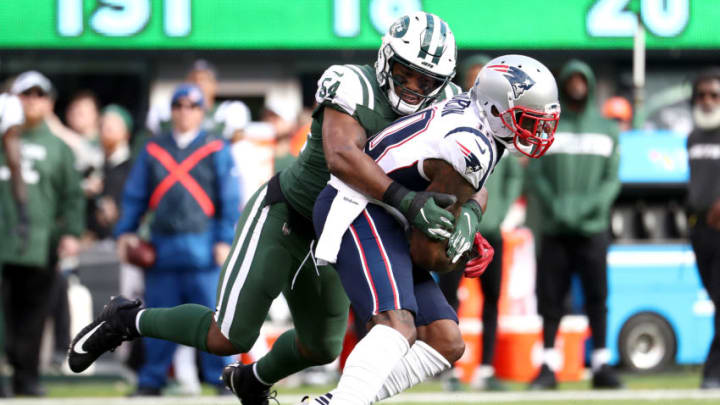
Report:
3,367,717,405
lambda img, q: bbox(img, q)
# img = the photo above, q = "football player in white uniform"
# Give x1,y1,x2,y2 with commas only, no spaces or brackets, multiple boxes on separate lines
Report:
309,54,560,405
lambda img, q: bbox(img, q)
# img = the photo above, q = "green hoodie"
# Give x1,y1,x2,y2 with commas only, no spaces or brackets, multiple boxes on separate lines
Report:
478,154,523,237
525,59,621,236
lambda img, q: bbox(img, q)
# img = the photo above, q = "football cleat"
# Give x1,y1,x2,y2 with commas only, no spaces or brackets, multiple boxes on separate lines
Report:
222,362,277,405
68,296,142,373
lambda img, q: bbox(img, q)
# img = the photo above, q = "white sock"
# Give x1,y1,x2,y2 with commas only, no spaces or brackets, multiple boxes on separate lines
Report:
329,325,409,405
374,340,450,402
542,348,560,371
591,348,611,371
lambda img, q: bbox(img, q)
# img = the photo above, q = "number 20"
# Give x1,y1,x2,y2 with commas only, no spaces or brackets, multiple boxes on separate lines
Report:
587,0,689,38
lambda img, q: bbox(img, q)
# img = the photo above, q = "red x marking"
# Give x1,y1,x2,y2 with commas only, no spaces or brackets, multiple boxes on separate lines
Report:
146,140,224,216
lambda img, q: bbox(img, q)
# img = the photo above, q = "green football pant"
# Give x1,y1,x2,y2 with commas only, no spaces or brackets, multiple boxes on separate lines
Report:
214,184,349,381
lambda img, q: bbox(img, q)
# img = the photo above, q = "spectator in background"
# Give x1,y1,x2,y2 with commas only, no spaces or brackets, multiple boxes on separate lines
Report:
438,54,521,392
66,90,101,143
146,59,221,138
88,104,134,239
263,88,301,173
602,96,633,132
457,54,492,91
686,68,720,389
213,99,259,208
46,91,104,195
525,60,622,390
0,71,84,397
114,83,240,396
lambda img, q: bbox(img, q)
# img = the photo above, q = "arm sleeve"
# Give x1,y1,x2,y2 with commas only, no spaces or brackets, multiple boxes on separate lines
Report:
56,143,85,237
438,128,494,191
113,145,151,237
213,141,241,244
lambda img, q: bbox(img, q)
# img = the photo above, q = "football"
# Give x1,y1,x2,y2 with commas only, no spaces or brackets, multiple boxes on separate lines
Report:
126,240,156,269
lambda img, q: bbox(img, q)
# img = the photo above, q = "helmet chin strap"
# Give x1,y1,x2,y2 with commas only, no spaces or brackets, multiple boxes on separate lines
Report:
387,80,423,115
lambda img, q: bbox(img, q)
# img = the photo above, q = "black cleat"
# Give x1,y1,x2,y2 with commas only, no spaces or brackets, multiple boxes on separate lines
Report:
528,364,557,390
222,362,276,405
68,296,142,373
592,364,623,389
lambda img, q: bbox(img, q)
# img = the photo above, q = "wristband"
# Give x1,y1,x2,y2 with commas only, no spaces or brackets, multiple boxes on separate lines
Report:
463,199,484,222
382,181,411,208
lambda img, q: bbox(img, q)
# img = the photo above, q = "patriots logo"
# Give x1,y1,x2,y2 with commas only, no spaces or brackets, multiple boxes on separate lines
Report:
488,64,536,99
456,141,482,174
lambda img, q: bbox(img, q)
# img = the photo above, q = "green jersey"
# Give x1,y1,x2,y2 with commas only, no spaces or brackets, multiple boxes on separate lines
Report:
279,63,461,219
0,122,85,266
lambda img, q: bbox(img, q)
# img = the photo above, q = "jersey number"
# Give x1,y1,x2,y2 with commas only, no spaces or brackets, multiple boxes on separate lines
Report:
366,108,434,161
318,77,341,99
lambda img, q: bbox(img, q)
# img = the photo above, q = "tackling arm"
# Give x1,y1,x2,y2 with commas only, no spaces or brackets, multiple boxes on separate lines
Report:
322,107,393,200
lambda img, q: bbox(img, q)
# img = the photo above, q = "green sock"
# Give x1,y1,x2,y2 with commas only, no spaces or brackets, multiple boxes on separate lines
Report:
138,304,213,352
256,329,315,384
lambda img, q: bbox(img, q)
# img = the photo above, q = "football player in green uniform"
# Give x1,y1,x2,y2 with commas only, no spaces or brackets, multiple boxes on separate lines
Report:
69,11,464,404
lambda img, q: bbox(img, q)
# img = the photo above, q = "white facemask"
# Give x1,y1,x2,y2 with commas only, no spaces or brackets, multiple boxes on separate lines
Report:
693,105,720,130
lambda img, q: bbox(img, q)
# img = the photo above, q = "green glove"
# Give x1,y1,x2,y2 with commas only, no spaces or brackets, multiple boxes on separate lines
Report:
447,199,483,263
383,182,456,241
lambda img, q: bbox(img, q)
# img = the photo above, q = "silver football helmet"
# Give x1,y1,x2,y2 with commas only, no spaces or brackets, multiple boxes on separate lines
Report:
471,55,560,158
375,11,457,115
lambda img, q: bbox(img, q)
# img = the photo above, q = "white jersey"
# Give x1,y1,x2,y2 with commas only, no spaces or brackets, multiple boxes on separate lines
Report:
315,92,502,265
365,92,502,192
0,93,24,134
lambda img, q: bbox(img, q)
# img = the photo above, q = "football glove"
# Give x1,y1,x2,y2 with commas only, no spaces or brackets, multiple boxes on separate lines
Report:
464,232,494,278
383,181,456,241
446,199,483,263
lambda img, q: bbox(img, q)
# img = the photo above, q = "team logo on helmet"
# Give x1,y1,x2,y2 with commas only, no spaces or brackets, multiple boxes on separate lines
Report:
389,16,410,38
456,140,482,174
488,64,536,99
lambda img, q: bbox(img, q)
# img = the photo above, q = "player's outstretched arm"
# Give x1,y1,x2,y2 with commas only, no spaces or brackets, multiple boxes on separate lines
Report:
322,108,455,240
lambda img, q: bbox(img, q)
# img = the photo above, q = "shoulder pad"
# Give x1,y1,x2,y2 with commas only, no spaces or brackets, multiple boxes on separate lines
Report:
315,65,376,116
438,126,495,190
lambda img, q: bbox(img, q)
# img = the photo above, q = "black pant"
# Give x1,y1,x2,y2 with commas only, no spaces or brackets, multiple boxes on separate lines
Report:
536,232,609,350
1,264,57,389
49,274,70,354
690,222,720,380
438,233,503,365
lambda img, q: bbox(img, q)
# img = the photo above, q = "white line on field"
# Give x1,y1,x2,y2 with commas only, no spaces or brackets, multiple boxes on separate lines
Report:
5,389,720,404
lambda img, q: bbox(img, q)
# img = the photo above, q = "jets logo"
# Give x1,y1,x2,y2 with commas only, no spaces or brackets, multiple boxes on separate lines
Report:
456,141,482,174
487,64,536,99
389,16,410,38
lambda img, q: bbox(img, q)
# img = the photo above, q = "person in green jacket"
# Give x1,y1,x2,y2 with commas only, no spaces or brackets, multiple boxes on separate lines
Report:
525,60,622,390
0,71,85,397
